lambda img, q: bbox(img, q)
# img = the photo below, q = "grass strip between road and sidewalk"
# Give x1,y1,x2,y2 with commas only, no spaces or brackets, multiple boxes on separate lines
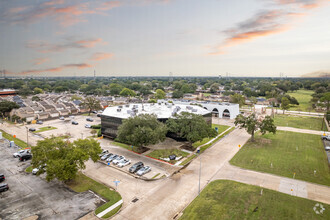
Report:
180,154,197,166
67,172,122,218
33,126,57,133
0,129,28,148
192,124,230,148
112,141,141,153
200,127,235,153
230,130,330,186
274,114,326,131
180,180,330,219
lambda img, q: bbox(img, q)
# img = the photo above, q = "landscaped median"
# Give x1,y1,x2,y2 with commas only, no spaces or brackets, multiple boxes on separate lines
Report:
0,129,28,148
33,126,57,133
67,172,122,219
180,180,330,219
146,149,189,164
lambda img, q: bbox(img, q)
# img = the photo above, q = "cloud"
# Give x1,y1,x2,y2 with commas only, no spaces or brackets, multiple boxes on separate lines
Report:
274,0,328,9
209,10,292,55
32,58,50,65
96,1,121,11
20,63,93,75
91,52,114,61
26,38,105,53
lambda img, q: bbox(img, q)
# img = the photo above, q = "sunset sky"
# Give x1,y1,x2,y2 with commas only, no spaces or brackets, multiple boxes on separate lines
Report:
1,0,330,77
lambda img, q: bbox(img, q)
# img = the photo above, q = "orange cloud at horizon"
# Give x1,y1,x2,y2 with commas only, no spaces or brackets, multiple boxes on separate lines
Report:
91,52,114,61
19,63,93,75
33,57,50,65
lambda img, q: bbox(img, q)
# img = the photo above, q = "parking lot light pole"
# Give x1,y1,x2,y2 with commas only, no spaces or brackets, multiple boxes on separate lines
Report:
25,126,29,148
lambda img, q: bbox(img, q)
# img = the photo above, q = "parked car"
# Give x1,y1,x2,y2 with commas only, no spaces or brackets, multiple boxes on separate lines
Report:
325,146,330,151
59,116,65,120
20,154,32,161
32,164,47,175
101,153,113,160
0,183,9,192
92,111,98,114
129,162,144,173
13,149,30,158
99,150,109,157
36,120,43,124
321,135,330,141
97,114,102,117
85,124,91,128
136,166,152,176
106,154,118,162
29,128,36,132
72,121,78,125
0,174,5,182
117,159,131,168
86,118,94,122
112,156,125,165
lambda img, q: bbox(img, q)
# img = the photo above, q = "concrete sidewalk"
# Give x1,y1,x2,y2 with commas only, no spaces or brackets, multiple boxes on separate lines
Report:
277,126,328,135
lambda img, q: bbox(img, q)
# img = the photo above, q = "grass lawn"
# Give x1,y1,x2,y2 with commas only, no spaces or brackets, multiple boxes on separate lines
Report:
180,154,197,166
180,180,330,220
33,126,57,133
287,90,315,112
202,93,211,97
112,141,142,153
192,124,230,148
0,129,28,148
230,131,330,186
274,114,326,131
25,166,33,173
147,149,189,164
67,172,122,218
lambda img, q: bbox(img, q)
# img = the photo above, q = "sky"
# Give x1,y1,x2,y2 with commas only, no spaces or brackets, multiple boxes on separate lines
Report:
0,0,330,77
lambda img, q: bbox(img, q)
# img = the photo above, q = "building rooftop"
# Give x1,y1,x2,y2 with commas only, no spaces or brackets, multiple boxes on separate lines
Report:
102,102,211,119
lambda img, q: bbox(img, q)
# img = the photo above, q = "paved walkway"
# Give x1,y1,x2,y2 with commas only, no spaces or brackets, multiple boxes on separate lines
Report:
277,126,328,135
96,200,123,218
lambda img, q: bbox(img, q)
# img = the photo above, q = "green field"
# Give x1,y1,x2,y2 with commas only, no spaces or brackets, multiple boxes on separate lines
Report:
287,90,314,112
274,114,326,131
230,131,330,186
67,172,122,218
180,180,330,220
147,149,189,164
192,124,230,148
33,126,57,133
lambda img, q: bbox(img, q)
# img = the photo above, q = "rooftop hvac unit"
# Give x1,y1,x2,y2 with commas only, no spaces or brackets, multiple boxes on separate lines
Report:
127,110,131,114
117,108,122,112
125,104,129,107
192,109,197,112
118,105,123,108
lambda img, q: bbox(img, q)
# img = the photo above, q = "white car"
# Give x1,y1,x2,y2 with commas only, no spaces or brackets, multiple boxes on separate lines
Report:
117,159,131,168
107,154,118,162
112,156,125,165
32,164,46,175
13,149,29,158
136,166,151,176
85,124,91,128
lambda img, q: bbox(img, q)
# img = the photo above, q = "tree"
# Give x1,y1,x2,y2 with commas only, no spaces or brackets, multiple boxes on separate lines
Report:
281,97,290,114
230,94,246,107
0,101,19,117
235,113,276,142
33,87,43,94
155,89,166,99
116,114,167,150
166,112,217,144
172,90,183,98
320,92,330,111
210,83,220,93
109,83,124,95
31,137,102,182
32,96,41,101
120,88,136,97
80,97,102,116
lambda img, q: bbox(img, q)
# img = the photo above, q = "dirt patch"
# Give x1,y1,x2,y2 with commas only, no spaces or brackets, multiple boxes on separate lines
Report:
248,137,271,147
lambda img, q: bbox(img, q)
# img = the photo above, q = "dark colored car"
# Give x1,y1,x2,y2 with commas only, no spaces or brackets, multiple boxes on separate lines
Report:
20,154,32,161
97,114,102,117
0,174,5,182
0,183,9,192
86,118,94,122
72,121,79,125
129,162,144,173
29,128,36,132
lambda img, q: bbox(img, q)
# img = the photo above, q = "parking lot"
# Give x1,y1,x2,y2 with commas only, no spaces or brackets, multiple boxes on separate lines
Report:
0,140,100,220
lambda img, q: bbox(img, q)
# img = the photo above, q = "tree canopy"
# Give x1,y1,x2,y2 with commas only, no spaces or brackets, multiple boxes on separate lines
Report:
0,100,19,117
80,97,102,115
235,113,276,142
230,94,246,107
155,89,166,99
31,137,102,182
281,97,290,113
166,112,217,143
120,88,136,97
116,114,167,150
